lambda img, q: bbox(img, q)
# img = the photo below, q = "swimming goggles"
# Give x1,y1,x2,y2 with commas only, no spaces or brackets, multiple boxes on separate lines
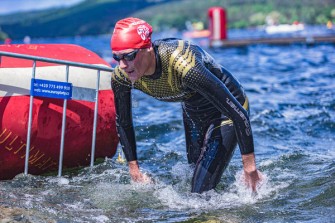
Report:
112,49,139,62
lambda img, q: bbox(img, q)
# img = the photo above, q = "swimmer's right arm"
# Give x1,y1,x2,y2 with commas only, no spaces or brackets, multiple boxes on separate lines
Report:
111,76,139,168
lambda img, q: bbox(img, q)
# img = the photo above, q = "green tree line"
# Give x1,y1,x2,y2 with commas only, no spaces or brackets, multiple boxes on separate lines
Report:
135,0,335,30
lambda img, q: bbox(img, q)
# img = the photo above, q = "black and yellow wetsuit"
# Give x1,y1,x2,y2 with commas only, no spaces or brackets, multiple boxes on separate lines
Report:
111,38,254,193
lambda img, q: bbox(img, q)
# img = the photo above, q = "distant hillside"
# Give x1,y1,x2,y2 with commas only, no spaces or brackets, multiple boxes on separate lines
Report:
1,0,334,40
0,0,175,40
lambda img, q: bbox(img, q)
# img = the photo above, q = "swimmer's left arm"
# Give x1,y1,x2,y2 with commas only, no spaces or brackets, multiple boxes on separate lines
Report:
183,64,254,154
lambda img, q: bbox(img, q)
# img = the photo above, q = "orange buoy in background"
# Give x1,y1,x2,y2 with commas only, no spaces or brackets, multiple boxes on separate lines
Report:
208,7,227,47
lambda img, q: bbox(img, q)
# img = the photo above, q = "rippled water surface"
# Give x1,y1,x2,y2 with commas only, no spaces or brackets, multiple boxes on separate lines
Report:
1,28,334,222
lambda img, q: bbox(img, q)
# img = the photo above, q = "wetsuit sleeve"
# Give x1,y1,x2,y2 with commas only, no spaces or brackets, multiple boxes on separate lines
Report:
111,72,137,161
183,59,254,155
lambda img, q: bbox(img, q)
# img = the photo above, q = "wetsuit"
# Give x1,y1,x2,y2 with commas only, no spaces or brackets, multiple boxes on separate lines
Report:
111,38,254,193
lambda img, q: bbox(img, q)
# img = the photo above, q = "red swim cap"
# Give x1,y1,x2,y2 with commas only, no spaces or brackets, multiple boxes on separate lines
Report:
111,17,152,51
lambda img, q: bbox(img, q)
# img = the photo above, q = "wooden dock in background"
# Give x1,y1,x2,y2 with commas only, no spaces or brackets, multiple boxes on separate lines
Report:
209,35,335,47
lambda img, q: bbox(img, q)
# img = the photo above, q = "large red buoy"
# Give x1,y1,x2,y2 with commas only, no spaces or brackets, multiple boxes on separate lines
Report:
208,7,227,46
0,44,118,180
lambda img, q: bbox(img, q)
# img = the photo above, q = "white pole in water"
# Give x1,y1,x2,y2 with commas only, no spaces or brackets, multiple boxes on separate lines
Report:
24,60,36,175
90,69,100,167
58,65,70,177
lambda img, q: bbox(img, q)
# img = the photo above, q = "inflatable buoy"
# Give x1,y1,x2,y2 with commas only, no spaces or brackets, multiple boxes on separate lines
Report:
0,44,118,180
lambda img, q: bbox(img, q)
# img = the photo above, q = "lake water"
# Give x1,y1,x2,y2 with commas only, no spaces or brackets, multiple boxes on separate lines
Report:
0,26,335,222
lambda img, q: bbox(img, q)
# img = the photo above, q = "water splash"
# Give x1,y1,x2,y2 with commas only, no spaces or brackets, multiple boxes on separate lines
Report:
87,161,289,219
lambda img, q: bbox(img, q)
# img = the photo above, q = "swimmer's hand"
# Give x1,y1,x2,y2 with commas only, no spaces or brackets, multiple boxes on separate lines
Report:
243,169,263,192
242,152,263,192
128,160,152,184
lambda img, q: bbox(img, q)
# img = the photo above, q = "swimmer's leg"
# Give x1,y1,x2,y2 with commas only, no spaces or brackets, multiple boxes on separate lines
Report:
182,106,206,164
191,119,237,193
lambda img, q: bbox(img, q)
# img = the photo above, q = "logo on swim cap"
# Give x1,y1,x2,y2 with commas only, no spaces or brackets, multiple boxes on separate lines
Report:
137,25,150,40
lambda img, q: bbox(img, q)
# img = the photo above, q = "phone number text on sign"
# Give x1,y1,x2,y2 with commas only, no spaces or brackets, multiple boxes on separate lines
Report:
30,78,72,99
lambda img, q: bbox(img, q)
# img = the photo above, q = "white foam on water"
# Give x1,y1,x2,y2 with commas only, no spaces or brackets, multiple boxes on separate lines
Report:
22,194,34,208
58,177,70,186
48,177,70,186
21,193,46,209
154,162,293,210
327,149,335,158
171,162,194,179
43,207,58,215
64,201,86,210
259,159,274,167
91,215,110,223
88,161,292,214
40,189,53,196
89,181,159,211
